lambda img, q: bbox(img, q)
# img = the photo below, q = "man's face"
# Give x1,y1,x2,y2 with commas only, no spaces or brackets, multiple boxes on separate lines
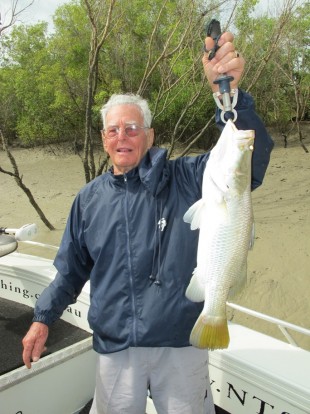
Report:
102,104,154,175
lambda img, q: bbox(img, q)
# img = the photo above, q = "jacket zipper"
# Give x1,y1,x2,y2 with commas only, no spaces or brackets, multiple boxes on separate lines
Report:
123,174,137,346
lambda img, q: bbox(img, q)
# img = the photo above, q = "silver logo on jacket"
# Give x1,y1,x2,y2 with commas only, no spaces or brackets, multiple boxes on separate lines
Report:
158,218,167,232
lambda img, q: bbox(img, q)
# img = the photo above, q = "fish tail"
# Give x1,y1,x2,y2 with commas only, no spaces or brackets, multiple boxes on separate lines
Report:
190,314,230,350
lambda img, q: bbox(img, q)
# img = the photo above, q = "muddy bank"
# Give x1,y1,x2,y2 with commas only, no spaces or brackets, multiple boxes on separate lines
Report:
1,133,309,349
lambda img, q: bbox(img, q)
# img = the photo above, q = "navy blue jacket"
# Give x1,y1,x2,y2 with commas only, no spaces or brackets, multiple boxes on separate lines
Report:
33,90,274,354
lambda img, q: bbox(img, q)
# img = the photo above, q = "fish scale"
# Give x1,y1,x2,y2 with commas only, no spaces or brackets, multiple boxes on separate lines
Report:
183,120,255,350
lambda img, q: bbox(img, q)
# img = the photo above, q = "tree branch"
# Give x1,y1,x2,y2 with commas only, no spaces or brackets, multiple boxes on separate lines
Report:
0,130,55,230
0,0,34,35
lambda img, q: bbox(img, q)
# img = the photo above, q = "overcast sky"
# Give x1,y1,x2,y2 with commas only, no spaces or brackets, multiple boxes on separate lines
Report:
1,0,68,31
0,0,304,32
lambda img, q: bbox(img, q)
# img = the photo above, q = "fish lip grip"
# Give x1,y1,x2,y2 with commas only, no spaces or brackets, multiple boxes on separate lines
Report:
205,19,237,123
205,19,222,60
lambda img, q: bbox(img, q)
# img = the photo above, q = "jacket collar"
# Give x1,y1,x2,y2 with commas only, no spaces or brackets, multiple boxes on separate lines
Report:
109,147,170,197
138,147,170,197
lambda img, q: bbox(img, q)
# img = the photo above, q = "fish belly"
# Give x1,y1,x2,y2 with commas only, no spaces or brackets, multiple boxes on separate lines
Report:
184,120,254,350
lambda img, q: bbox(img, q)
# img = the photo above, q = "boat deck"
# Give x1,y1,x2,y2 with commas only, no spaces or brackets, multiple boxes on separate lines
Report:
0,297,91,376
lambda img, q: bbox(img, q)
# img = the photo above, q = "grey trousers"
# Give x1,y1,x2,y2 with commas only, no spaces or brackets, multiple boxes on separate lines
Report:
90,346,215,414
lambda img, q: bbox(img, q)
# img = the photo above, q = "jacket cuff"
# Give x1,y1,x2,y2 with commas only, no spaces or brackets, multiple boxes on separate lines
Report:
33,313,54,326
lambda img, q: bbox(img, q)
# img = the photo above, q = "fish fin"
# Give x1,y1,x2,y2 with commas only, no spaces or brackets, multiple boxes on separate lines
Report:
185,269,205,302
209,168,229,195
216,197,229,222
190,314,230,350
228,260,248,299
183,199,204,230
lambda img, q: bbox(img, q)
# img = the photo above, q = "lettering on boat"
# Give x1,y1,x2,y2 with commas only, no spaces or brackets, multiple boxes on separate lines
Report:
66,306,82,318
0,277,84,319
0,279,40,299
227,382,275,413
210,379,294,414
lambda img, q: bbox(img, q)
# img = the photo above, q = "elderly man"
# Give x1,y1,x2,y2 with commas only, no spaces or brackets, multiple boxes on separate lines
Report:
22,31,273,414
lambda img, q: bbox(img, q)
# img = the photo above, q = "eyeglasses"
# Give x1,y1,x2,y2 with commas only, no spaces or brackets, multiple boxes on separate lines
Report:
103,124,149,139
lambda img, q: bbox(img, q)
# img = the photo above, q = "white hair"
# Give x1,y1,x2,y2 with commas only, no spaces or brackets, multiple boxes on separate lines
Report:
101,94,152,129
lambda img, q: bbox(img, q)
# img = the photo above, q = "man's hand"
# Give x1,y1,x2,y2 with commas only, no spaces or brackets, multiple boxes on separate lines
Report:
202,32,245,92
22,322,49,369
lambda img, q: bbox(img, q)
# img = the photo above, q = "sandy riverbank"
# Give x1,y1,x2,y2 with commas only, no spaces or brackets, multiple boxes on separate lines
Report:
1,130,309,349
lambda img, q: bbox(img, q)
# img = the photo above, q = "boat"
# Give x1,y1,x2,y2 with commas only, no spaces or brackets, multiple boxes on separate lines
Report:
0,225,158,414
0,225,309,414
209,305,310,414
0,225,96,414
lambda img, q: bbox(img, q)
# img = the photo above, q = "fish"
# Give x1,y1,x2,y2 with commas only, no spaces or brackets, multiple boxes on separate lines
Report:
183,119,255,350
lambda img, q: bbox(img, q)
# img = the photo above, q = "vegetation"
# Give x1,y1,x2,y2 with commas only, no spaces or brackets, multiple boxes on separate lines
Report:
0,0,309,182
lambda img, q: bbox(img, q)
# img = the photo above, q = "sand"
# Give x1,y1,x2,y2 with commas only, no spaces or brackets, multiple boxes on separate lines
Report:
1,129,309,350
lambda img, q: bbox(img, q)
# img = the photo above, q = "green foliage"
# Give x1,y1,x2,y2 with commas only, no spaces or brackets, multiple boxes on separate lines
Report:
0,0,309,154
0,4,90,146
232,1,309,130
0,23,56,144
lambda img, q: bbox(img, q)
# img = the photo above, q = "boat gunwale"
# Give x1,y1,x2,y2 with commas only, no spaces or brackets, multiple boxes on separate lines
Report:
0,336,94,391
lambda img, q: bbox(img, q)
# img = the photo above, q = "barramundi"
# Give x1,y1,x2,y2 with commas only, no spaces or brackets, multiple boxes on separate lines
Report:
183,119,255,350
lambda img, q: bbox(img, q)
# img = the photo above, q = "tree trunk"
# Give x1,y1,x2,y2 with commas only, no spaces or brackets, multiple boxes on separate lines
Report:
0,130,55,230
82,0,116,183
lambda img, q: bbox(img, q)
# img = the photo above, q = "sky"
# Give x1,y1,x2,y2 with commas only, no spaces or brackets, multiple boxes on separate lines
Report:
0,0,304,33
0,0,68,31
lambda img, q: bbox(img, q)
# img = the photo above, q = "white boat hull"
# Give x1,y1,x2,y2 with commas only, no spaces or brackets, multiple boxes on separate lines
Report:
209,324,310,414
1,252,309,414
0,252,97,413
1,338,96,414
0,252,158,414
